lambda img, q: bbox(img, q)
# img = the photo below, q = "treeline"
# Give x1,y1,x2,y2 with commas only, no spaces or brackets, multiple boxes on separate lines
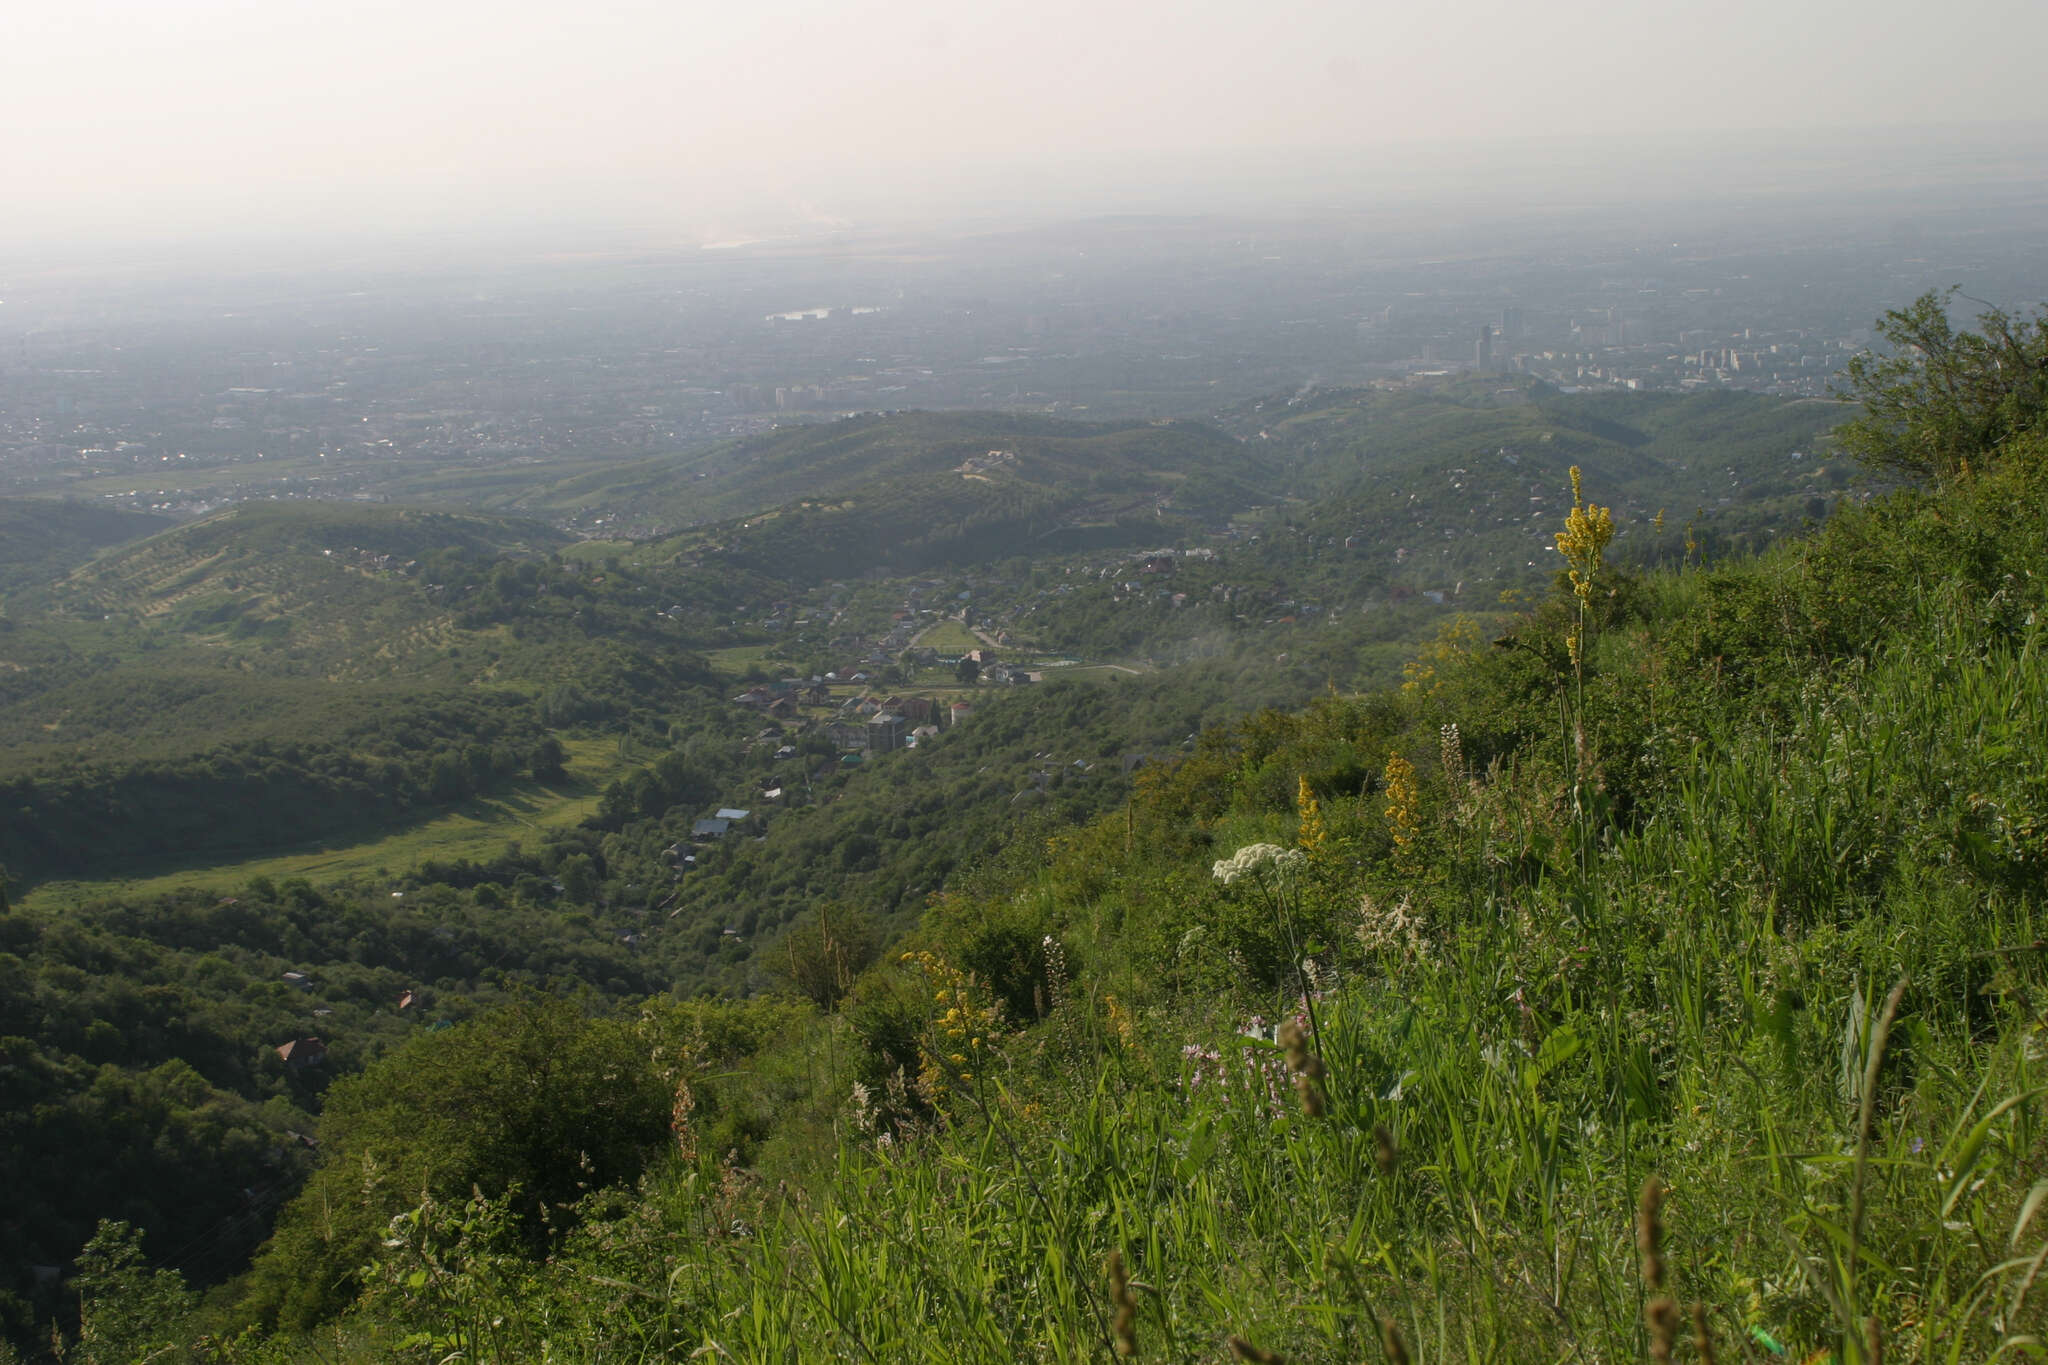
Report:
0,692,556,882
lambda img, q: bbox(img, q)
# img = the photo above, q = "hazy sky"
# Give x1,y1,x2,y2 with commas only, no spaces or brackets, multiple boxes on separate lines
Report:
8,0,2048,253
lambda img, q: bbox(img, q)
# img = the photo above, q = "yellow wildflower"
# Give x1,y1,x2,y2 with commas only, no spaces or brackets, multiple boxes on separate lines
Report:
1552,465,1615,602
1104,993,1136,1049
1553,466,1616,671
1296,775,1327,857
1384,753,1420,856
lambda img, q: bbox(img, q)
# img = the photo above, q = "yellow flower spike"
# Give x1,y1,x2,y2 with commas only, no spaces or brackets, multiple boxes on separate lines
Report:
1296,774,1327,856
1384,753,1421,859
1552,466,1616,674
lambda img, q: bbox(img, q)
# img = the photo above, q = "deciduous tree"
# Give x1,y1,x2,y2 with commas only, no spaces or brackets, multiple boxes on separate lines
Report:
1836,288,2048,482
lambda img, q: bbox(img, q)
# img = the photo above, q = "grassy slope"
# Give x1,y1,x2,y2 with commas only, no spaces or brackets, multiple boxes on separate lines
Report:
283,439,2048,1361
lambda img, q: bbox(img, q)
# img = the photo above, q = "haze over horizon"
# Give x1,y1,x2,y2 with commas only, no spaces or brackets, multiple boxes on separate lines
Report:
9,0,2048,264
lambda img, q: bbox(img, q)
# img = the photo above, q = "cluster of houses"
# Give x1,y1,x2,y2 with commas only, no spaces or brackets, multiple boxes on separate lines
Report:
729,678,833,721
665,808,753,878
821,694,952,755
730,678,989,755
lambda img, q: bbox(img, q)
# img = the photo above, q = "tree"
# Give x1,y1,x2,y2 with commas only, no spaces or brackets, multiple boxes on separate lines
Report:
558,852,598,901
1836,288,2048,483
70,1221,196,1365
427,750,471,802
955,657,980,686
239,998,668,1329
528,735,568,783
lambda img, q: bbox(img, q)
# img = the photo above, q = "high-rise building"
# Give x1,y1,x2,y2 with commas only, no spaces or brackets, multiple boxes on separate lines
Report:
1474,325,1494,373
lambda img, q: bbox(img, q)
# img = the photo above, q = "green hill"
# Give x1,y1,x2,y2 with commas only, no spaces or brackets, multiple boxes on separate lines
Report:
546,411,1268,523
1228,379,1853,576
0,502,739,888
515,412,1275,578
36,502,566,659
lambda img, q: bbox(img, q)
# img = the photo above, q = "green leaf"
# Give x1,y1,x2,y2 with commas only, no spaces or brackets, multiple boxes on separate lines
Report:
1176,1119,1217,1182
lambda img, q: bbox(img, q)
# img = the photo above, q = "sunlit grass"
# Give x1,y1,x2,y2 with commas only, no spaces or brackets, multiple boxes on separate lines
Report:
917,618,983,653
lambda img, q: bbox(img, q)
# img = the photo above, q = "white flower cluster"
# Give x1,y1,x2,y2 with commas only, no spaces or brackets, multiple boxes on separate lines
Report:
1211,842,1307,885
1356,892,1427,957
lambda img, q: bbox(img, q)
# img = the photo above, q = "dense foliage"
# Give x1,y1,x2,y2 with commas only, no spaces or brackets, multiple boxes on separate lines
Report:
1835,288,2048,483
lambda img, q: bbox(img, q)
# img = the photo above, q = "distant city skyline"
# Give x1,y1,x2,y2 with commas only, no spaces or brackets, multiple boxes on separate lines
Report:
7,0,2048,258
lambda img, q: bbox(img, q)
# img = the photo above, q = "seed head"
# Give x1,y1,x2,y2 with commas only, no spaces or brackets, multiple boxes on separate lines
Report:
1106,1250,1138,1357
1639,1176,1676,1364
1380,1318,1411,1365
1277,1017,1326,1116
1637,1175,1667,1292
1372,1123,1399,1175
1646,1297,1679,1364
